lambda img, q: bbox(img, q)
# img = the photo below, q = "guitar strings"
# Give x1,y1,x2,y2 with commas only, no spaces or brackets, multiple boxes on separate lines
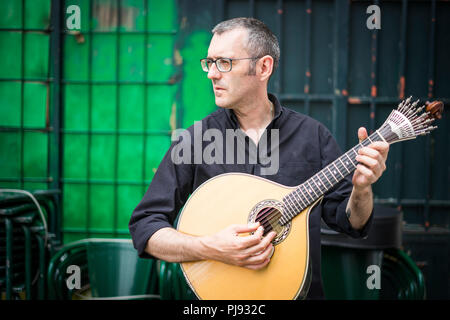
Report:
279,125,393,225
256,101,433,234
255,207,278,232
254,119,412,234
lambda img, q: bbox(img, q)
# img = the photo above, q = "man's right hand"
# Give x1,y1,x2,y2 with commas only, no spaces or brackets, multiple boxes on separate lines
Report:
200,222,277,270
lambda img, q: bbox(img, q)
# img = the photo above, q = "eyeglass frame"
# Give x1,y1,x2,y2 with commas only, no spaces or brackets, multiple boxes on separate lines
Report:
200,56,262,73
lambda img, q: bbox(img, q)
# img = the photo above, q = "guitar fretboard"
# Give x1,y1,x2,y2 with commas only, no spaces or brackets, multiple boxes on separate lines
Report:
279,129,387,225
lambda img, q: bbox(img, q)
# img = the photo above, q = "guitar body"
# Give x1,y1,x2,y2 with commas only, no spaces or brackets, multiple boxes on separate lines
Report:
177,172,320,300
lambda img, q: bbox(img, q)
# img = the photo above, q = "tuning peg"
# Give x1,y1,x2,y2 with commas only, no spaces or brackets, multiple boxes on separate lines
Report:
425,101,444,120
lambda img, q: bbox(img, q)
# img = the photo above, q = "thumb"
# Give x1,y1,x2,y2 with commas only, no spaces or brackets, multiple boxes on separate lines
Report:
358,127,368,143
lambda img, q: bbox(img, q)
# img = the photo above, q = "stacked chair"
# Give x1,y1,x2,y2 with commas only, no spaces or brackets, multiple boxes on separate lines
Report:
0,189,61,300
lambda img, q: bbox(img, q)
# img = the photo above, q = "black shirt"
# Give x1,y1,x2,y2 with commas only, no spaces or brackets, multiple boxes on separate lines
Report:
129,93,373,299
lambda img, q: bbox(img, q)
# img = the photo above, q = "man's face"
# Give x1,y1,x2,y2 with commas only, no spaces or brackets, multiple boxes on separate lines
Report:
206,28,257,109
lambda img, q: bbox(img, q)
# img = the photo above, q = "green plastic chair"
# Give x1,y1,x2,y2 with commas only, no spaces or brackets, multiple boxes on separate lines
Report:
47,240,89,300
47,238,159,300
321,246,426,300
380,248,426,300
321,246,384,300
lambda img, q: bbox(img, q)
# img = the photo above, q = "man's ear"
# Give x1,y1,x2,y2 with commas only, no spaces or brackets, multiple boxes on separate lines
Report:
258,55,274,82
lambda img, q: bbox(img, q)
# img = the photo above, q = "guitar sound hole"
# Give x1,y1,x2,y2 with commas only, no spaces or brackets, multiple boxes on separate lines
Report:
255,207,283,237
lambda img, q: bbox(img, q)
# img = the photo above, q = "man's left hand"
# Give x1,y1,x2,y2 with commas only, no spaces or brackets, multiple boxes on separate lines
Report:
352,127,389,191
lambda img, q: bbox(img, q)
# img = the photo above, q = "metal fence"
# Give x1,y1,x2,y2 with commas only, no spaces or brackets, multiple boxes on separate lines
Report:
1,0,181,242
60,0,179,242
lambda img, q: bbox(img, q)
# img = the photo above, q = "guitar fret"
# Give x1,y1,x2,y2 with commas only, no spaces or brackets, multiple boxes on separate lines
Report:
284,204,294,220
337,159,348,175
312,175,325,193
327,167,338,182
290,192,302,209
320,170,333,187
344,153,356,167
285,193,295,210
297,191,306,208
352,142,366,160
287,194,299,213
295,189,308,208
338,158,350,174
284,196,295,216
332,162,344,179
304,183,316,200
284,209,293,221
300,184,314,202
307,180,319,198
375,129,387,143
320,171,332,189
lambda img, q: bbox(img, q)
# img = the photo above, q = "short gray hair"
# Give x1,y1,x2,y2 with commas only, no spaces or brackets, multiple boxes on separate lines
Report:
212,17,280,76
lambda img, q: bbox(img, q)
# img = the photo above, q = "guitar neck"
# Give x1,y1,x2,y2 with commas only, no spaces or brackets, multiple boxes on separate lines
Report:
279,129,388,225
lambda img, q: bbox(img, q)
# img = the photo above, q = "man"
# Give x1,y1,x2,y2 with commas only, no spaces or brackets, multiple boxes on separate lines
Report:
129,17,389,299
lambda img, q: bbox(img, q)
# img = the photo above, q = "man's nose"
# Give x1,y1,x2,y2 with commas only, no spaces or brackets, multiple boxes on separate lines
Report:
207,62,221,80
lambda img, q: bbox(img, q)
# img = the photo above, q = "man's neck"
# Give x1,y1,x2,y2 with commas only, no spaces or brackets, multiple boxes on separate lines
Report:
233,95,274,145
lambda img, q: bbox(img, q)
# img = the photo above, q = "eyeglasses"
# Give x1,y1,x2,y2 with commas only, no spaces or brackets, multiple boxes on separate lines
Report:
200,57,261,73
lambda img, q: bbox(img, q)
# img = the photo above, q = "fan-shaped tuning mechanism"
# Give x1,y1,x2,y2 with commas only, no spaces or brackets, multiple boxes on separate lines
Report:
380,97,444,143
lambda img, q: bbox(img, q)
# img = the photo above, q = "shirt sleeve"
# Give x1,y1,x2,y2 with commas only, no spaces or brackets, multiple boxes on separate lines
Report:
128,135,194,259
318,124,374,238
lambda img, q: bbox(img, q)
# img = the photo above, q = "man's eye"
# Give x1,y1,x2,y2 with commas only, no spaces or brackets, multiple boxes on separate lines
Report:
218,59,230,68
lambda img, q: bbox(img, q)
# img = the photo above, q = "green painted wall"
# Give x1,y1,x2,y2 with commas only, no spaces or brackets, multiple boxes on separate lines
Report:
61,0,184,242
0,0,52,192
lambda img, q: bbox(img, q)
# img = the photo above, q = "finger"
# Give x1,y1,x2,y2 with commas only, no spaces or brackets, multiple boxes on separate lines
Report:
358,148,385,168
245,231,277,256
358,127,368,143
355,164,376,182
358,146,380,158
266,230,277,241
358,147,387,169
366,141,390,158
244,243,274,266
355,154,379,169
358,153,386,172
239,226,264,248
244,257,271,270
232,222,260,234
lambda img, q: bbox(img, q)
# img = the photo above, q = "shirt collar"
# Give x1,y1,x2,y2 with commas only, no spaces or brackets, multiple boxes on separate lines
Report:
224,93,283,129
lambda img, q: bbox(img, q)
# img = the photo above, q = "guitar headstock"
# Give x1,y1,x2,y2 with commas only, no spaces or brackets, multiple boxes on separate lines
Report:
379,97,444,144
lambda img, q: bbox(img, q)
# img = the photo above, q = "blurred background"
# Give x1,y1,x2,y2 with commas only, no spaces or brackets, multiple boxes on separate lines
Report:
0,0,448,300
